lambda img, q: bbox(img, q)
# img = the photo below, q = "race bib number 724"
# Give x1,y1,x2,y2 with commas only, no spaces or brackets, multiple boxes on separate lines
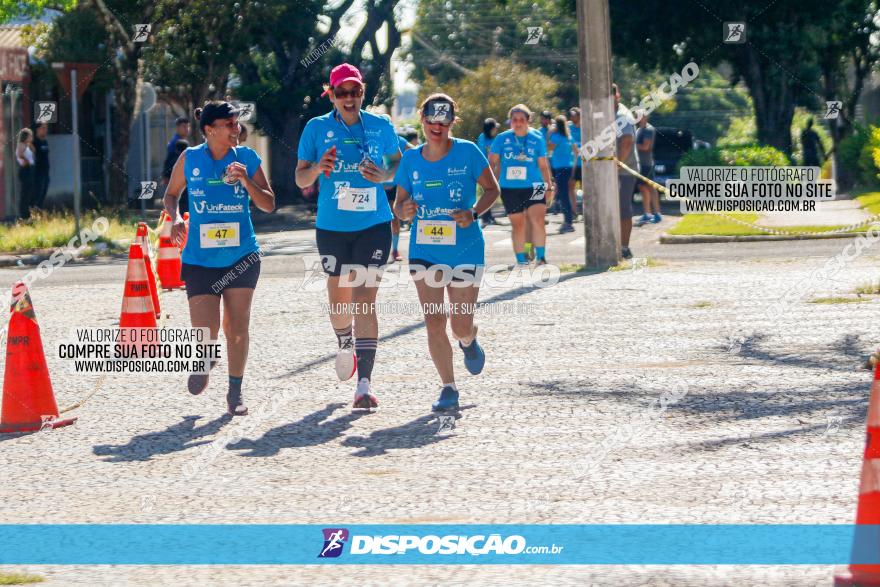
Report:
337,187,377,212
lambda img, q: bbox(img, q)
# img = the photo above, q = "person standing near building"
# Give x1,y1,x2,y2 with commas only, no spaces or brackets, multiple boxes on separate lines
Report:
167,116,191,161
15,128,35,219
32,123,50,210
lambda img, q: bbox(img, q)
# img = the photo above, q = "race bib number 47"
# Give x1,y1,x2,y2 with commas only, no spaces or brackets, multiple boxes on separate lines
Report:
416,220,456,246
200,222,240,248
337,187,377,212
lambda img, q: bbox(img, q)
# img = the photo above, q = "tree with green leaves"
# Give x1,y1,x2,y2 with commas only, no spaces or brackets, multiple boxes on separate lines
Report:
609,0,880,158
420,58,559,142
410,0,579,107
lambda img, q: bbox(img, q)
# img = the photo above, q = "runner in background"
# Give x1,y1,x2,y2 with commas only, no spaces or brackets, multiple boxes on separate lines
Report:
475,118,500,228
394,94,500,411
539,110,553,143
489,104,554,266
294,63,402,410
164,101,275,416
548,114,575,233
381,124,414,262
568,107,582,221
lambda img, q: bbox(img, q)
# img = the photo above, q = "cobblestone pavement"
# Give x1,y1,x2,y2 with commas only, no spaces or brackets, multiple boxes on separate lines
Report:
1,226,879,585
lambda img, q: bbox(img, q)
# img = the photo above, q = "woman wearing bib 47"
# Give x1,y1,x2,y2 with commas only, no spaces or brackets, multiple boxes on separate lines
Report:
164,101,275,416
295,63,402,409
394,94,500,411
489,104,554,266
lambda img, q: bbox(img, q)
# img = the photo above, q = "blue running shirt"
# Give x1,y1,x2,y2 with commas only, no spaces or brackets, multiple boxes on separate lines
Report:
490,128,547,189
395,138,489,267
182,143,261,268
298,109,400,231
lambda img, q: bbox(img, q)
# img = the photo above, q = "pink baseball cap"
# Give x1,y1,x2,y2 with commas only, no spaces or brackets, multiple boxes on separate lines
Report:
322,63,364,96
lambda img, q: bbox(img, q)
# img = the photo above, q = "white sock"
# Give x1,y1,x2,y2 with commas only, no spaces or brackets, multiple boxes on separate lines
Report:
443,382,458,391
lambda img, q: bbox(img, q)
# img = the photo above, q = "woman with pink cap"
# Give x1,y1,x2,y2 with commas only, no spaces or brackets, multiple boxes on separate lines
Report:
295,63,402,410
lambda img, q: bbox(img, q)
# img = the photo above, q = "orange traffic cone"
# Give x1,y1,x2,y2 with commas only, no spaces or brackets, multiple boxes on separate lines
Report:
135,222,161,319
156,212,186,290
0,282,76,433
119,244,157,357
836,363,880,585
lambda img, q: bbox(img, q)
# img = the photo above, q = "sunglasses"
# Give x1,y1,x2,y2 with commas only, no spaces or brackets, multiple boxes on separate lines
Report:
424,119,452,128
333,87,364,99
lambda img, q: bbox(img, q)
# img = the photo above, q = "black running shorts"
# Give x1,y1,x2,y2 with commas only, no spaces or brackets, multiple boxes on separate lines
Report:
316,221,392,277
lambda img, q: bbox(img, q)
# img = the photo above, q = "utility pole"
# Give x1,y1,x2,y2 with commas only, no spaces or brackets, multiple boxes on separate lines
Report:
576,0,620,268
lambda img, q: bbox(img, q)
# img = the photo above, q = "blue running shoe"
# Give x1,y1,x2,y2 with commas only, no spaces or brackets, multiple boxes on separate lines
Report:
432,385,460,412
651,213,662,223
459,327,485,375
636,213,651,227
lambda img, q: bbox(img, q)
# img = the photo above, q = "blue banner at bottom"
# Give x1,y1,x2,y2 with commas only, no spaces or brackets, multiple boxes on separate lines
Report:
0,525,876,565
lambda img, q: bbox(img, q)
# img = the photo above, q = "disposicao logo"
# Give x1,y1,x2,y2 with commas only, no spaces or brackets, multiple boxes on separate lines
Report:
318,528,349,558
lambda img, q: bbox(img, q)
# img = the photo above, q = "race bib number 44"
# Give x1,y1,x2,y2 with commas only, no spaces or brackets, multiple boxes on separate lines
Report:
506,166,527,181
416,220,456,245
337,187,377,212
200,222,240,248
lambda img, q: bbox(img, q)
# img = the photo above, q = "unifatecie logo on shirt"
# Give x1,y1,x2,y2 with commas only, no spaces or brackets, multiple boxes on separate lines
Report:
192,201,245,214
333,160,362,174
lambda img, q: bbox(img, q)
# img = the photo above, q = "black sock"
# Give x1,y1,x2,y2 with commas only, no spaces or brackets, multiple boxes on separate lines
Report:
355,338,377,381
334,325,353,346
229,375,243,392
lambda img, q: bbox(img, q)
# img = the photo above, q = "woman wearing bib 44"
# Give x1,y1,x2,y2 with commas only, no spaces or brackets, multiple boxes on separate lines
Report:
394,94,500,412
295,63,402,410
489,104,554,266
164,101,275,416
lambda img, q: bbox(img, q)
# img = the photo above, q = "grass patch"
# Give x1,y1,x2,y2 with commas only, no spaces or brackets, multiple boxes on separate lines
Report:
668,213,848,236
856,192,880,217
854,281,880,295
690,301,714,308
0,209,139,253
556,263,587,273
810,297,870,304
608,257,664,272
0,572,44,585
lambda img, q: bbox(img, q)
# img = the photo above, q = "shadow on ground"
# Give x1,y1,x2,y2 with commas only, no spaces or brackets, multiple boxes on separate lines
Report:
92,414,232,462
227,402,367,457
522,332,872,452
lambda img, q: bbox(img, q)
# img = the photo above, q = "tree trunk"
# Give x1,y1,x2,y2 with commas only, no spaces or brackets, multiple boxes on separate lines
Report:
109,72,138,204
742,46,795,158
